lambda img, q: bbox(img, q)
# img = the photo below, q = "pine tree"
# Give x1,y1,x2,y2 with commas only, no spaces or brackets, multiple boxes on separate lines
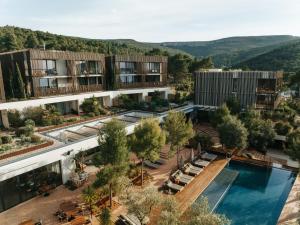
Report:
25,33,39,48
3,31,19,51
14,63,26,99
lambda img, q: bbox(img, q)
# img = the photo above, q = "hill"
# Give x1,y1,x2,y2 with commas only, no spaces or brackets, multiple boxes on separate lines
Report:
234,40,300,72
0,26,187,55
162,36,300,66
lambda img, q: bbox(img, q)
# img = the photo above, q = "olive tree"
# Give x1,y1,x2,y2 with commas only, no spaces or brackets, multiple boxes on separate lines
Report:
164,111,194,167
218,115,248,150
130,118,165,185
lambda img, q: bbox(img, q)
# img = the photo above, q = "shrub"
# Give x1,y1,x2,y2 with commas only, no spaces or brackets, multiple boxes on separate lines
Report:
16,125,34,137
25,119,35,127
0,137,2,145
80,96,106,116
8,110,24,128
23,107,46,126
1,135,13,144
20,135,31,144
31,135,41,143
50,115,64,125
274,122,293,136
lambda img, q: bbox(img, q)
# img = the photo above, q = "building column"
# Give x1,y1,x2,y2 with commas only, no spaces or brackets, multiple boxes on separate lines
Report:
138,92,148,102
103,96,112,107
70,100,80,114
1,110,9,128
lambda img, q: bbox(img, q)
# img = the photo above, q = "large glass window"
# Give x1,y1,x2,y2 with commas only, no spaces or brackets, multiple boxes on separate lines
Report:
39,78,58,88
88,61,102,74
146,62,160,73
120,75,141,84
146,75,160,82
75,61,88,75
33,60,57,76
0,161,62,212
120,62,137,74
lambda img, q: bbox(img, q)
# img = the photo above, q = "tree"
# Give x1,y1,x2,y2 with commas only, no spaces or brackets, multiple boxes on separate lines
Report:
158,196,181,225
94,119,129,207
226,97,241,115
168,54,192,83
218,115,248,150
82,185,98,218
286,129,300,161
130,118,166,185
145,48,169,56
99,207,112,225
3,31,20,51
25,33,40,48
189,57,214,72
183,197,230,225
164,111,194,167
246,118,275,152
121,187,161,225
210,104,230,127
192,133,213,151
14,63,26,99
95,119,129,166
274,122,293,136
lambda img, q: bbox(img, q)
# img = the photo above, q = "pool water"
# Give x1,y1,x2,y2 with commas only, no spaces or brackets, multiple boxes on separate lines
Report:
199,161,296,225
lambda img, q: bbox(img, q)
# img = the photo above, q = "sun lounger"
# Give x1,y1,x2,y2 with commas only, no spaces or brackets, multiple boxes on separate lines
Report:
166,180,184,192
193,159,210,168
182,163,203,176
155,158,167,165
201,152,217,161
144,160,159,169
171,170,194,184
118,214,141,225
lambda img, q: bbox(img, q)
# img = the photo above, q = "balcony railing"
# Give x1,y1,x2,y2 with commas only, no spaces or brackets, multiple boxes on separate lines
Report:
118,81,166,89
35,84,103,97
256,88,276,94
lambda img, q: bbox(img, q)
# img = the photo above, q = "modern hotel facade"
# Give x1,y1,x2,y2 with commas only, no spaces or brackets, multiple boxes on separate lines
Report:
0,49,172,212
194,70,283,110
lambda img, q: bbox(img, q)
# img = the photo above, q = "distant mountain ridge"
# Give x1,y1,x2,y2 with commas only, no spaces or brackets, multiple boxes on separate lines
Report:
0,26,300,72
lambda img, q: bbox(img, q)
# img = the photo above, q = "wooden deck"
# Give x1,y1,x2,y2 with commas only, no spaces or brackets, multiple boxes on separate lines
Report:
175,157,229,211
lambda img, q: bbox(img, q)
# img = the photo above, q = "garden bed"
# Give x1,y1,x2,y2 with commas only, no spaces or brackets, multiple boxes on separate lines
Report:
0,140,54,160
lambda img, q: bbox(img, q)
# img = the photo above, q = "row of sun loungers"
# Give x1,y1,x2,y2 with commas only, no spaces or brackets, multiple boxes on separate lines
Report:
165,152,218,193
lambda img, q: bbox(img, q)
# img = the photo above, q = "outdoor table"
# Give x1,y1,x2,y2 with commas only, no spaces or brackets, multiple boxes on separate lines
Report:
70,216,87,225
19,219,35,225
60,201,77,212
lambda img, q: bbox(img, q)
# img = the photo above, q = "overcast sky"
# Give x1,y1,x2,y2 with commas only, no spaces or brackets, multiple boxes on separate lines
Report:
0,0,299,42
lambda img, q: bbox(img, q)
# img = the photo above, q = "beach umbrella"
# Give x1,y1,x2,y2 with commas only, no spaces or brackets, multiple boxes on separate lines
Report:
197,142,202,156
191,148,195,161
179,156,184,168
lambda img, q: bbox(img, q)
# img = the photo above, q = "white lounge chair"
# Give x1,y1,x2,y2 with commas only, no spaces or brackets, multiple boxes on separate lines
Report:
183,163,203,176
166,180,184,192
171,170,194,184
201,152,217,161
193,159,210,168
144,160,159,169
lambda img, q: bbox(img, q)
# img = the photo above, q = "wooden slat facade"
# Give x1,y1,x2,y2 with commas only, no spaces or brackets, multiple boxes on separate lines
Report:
194,71,283,110
106,55,168,90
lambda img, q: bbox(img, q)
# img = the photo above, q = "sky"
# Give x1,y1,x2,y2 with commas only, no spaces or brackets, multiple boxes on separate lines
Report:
0,0,300,42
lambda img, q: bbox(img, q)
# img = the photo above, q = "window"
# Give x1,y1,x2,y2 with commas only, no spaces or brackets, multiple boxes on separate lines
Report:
146,62,160,73
39,78,57,88
120,62,136,74
34,60,57,75
120,75,141,84
146,75,160,82
75,61,88,75
88,61,101,74
233,78,238,92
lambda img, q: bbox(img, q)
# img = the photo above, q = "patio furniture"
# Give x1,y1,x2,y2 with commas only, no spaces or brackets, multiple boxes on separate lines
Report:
144,160,160,169
19,220,35,225
70,216,89,225
171,170,194,184
118,214,143,225
165,180,184,192
155,158,167,165
182,163,203,176
193,159,210,168
201,152,217,161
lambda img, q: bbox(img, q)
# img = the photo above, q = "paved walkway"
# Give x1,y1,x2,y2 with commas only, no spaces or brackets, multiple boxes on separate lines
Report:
278,174,300,225
176,157,228,211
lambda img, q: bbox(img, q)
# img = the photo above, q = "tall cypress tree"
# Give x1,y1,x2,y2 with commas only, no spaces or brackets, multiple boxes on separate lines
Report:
25,33,39,48
14,63,26,99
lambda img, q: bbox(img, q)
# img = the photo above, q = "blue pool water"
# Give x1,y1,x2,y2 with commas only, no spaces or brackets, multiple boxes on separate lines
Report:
198,161,296,225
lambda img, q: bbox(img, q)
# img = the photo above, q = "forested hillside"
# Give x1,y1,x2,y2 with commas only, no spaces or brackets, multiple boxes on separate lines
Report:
235,41,300,72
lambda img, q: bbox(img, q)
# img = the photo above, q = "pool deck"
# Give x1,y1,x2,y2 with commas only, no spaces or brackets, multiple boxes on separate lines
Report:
277,174,300,225
175,157,229,212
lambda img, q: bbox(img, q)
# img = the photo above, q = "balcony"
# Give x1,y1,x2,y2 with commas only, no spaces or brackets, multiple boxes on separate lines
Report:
35,84,103,97
118,81,166,89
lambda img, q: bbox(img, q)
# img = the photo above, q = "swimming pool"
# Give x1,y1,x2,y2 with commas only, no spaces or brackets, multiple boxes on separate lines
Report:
198,161,296,225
